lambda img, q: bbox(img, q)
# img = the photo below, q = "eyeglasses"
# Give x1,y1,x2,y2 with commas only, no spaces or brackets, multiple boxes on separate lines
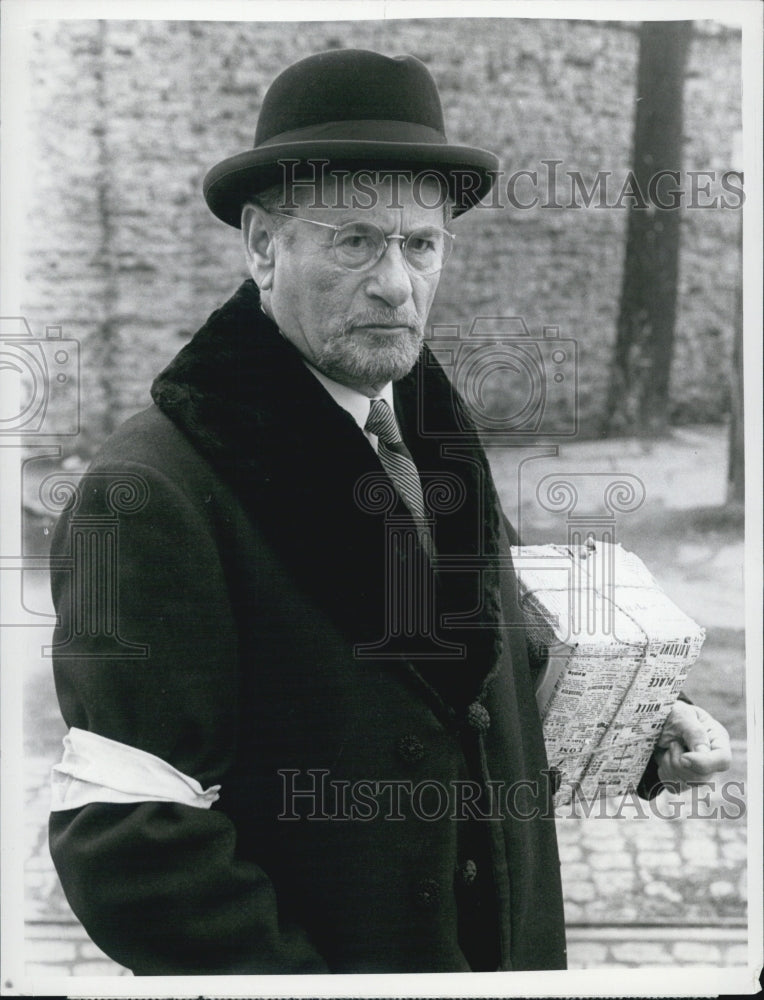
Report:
269,212,454,275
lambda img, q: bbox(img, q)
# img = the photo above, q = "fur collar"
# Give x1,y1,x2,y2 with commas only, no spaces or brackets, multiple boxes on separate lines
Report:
152,280,504,711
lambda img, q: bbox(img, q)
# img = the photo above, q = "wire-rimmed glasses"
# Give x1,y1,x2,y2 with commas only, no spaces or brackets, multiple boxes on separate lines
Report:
268,212,454,275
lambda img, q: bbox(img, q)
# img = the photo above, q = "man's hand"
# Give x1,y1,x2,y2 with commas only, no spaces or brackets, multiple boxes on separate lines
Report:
654,701,732,789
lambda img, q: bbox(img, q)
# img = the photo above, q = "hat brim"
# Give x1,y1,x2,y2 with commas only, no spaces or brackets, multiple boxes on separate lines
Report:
203,140,500,228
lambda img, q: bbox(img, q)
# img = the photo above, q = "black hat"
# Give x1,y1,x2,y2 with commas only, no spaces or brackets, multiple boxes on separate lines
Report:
203,48,500,227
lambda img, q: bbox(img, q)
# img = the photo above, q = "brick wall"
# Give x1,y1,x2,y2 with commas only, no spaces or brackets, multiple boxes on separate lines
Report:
22,17,742,455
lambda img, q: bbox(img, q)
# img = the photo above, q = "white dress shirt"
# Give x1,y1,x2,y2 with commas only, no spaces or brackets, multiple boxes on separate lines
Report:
303,361,396,453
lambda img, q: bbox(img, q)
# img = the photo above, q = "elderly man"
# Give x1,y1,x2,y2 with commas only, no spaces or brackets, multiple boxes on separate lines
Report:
48,49,730,975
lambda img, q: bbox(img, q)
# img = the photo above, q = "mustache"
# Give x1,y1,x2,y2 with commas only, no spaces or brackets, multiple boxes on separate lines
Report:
341,310,422,334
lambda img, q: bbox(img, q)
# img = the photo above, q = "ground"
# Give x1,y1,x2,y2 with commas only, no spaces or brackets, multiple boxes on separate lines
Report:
12,423,751,983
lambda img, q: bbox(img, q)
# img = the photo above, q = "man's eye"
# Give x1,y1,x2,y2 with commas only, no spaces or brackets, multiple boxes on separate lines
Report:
336,227,376,251
340,235,371,249
407,237,436,254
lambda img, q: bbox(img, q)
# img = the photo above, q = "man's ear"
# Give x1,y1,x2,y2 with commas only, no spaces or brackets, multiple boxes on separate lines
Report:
241,203,276,290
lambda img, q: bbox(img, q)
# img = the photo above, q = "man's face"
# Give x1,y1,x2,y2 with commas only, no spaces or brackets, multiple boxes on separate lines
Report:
261,175,446,395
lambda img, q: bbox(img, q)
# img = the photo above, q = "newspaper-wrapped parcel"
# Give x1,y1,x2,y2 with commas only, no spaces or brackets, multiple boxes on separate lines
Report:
510,541,705,804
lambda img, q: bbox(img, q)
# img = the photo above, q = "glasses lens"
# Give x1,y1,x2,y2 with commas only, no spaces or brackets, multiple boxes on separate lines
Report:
404,228,452,274
333,223,385,269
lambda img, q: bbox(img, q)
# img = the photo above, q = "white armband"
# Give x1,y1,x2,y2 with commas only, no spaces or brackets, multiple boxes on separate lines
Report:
50,727,221,811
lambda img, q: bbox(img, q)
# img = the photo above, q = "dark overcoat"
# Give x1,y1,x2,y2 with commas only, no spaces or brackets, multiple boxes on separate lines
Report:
48,280,569,974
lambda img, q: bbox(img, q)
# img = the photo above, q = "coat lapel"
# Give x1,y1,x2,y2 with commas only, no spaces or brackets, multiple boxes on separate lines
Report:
152,280,505,709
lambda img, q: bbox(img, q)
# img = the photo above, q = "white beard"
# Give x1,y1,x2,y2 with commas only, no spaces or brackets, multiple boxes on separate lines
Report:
314,325,424,386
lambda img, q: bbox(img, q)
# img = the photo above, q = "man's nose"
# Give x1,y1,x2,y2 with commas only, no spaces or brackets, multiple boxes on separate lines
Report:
363,239,413,308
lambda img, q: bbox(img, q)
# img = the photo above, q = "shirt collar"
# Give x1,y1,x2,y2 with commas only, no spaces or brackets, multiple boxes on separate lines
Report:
303,361,395,432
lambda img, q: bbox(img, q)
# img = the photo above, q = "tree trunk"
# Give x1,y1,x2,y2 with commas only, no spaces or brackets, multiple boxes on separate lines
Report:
601,22,693,438
727,209,744,503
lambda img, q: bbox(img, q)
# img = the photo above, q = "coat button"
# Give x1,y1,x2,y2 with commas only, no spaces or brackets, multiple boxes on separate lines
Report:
397,734,426,763
457,859,478,886
413,877,441,909
465,701,491,734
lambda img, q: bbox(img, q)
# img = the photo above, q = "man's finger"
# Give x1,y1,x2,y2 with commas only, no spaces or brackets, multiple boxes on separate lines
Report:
656,702,700,748
677,716,712,753
680,747,732,775
705,719,732,750
667,739,686,772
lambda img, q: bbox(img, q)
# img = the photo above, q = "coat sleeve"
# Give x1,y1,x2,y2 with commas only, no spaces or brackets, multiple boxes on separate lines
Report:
48,458,329,975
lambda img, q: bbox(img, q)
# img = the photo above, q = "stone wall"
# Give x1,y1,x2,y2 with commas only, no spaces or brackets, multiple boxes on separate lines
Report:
22,17,742,455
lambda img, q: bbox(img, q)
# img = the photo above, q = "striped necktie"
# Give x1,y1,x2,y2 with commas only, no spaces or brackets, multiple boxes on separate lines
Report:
365,398,428,531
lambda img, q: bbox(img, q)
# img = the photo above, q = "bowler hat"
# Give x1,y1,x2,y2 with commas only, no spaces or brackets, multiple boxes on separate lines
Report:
203,48,500,227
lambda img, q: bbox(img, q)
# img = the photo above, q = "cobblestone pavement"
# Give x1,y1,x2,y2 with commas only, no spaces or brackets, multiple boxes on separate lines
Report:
17,744,749,980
